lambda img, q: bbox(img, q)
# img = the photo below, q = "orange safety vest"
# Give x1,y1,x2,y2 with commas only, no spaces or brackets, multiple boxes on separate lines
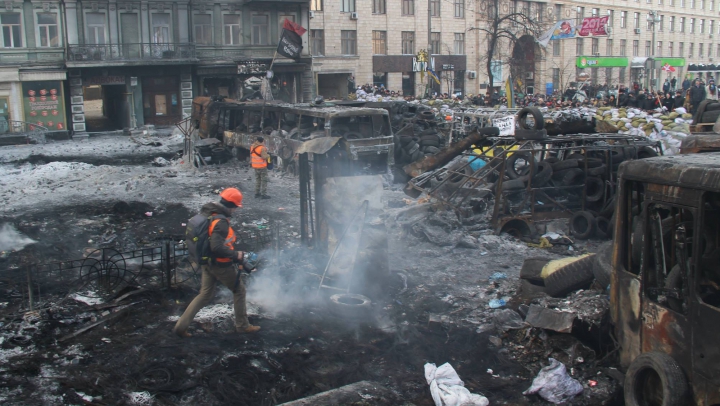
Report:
208,217,236,263
251,145,267,169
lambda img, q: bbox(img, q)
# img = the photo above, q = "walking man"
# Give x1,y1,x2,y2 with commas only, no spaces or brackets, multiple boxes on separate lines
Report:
690,79,707,114
250,136,270,199
173,188,261,337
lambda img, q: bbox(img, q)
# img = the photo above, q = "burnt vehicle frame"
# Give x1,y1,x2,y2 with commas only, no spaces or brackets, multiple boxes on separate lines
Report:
190,97,394,172
405,133,662,235
611,153,720,405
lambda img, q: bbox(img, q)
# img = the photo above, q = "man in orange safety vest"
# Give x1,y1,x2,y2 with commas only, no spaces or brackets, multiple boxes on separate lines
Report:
250,136,270,199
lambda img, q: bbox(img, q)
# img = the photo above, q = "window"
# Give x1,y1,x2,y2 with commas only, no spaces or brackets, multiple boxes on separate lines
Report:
711,20,715,35
223,15,241,45
1,13,22,48
553,39,561,56
577,6,585,26
608,10,614,27
607,38,613,55
670,16,675,31
251,14,269,45
700,42,705,57
430,32,441,54
430,0,440,17
690,42,694,57
401,31,414,54
692,0,696,7
536,3,544,22
647,17,652,30
701,19,705,34
554,4,562,21
592,38,599,54
619,67,626,84
341,0,356,12
670,41,674,56
372,30,386,54
621,11,627,28
702,0,706,8
311,0,323,11
659,15,664,31
660,0,664,4
717,43,720,56
691,18,695,34
552,68,560,88
657,40,662,55
310,29,324,56
634,12,640,29
680,17,685,32
713,0,716,10
373,0,386,14
620,39,627,56
86,13,106,45
681,0,685,6
576,38,584,54
680,41,684,56
454,0,465,18
151,13,170,44
454,33,465,54
37,13,58,47
194,14,212,45
592,7,599,16
633,39,639,56
402,0,414,15
606,67,613,83
645,40,651,56
341,30,356,55
709,43,713,57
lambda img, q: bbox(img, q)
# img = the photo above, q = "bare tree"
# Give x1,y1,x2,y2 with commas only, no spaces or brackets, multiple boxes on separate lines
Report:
471,0,543,89
544,59,575,98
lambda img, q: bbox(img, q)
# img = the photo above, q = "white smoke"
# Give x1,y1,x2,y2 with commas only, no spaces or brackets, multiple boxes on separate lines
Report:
0,223,37,252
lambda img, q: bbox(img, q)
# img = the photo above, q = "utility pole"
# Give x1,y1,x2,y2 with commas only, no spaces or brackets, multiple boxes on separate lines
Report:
648,11,661,91
427,0,432,97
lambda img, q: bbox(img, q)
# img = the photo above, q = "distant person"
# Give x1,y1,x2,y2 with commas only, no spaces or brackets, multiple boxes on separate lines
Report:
670,76,677,91
663,79,671,94
690,79,707,114
674,90,685,109
250,136,271,199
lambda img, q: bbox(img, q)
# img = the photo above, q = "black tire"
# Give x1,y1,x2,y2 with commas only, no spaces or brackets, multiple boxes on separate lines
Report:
587,164,607,176
694,99,715,123
344,131,363,140
585,177,604,203
420,139,440,148
595,216,611,239
328,293,372,319
517,107,545,130
399,135,413,147
404,142,420,155
701,110,720,123
543,254,597,297
519,279,547,298
560,168,586,186
566,153,586,161
705,102,720,111
531,161,553,187
520,257,551,284
593,241,613,289
571,211,596,240
544,157,560,164
599,194,616,218
502,178,527,191
624,352,689,406
514,129,548,140
551,159,579,171
424,146,440,155
506,152,536,180
637,146,659,160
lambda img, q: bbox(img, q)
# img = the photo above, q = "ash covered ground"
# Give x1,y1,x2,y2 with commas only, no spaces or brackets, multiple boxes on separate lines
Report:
0,132,622,405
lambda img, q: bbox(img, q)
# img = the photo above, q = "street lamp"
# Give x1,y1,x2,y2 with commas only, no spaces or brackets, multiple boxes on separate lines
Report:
647,11,661,90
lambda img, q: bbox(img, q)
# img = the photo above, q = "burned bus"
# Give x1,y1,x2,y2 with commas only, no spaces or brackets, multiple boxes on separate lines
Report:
191,97,394,173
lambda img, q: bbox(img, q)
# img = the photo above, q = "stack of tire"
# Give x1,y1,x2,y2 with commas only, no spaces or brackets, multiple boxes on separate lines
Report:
393,108,446,166
695,99,720,124
396,134,425,164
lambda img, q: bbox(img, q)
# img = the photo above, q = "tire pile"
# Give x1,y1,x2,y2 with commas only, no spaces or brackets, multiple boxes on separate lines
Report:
393,109,448,166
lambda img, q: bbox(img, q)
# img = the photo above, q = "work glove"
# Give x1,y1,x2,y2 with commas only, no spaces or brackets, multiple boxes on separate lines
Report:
242,251,260,272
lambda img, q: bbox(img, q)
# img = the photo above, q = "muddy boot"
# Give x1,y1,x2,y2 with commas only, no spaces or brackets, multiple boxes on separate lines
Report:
237,325,261,334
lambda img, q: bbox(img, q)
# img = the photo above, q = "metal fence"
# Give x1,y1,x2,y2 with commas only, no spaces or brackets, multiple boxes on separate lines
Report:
0,120,48,143
67,43,195,62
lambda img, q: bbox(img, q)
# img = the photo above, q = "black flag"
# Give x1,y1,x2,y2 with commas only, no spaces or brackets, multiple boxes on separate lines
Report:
277,19,305,60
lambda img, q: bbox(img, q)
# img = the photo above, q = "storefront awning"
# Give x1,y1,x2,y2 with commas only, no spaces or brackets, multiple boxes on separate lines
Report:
631,57,648,68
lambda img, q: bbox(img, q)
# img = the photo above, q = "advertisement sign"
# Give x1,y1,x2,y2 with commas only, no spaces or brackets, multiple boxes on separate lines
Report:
22,81,67,132
537,19,576,47
490,60,503,86
84,76,125,86
546,83,554,95
656,57,686,67
576,56,629,68
492,116,515,136
577,16,610,37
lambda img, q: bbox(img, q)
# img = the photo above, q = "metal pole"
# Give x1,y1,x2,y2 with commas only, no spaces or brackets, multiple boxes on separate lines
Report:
651,14,656,91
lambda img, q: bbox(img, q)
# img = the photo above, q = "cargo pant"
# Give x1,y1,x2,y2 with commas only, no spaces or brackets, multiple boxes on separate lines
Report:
255,167,268,196
174,263,249,333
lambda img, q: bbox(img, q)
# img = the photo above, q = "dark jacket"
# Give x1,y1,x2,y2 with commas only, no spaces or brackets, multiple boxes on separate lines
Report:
682,79,692,91
200,202,238,263
674,95,685,108
663,81,671,93
690,85,707,104
618,93,629,107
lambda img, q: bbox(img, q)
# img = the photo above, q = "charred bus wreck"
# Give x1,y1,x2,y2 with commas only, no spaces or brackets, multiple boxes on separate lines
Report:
190,97,394,173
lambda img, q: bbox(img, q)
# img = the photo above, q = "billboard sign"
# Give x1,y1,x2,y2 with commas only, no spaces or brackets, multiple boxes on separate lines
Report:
22,81,67,132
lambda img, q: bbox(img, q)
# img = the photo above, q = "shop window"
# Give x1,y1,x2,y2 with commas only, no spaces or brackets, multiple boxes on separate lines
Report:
86,12,106,45
310,29,324,56
252,14,269,45
37,13,58,47
372,31,386,55
1,13,22,48
151,13,170,44
401,31,414,54
194,14,212,45
223,14,241,45
341,30,356,55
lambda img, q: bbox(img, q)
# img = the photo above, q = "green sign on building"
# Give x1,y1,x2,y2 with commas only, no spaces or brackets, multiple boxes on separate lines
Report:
576,56,629,68
656,57,686,67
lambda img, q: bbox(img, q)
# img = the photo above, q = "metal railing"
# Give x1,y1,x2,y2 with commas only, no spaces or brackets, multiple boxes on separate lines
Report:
67,43,196,62
0,120,48,143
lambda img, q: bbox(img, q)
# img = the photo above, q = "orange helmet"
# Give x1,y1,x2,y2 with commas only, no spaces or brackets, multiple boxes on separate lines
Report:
220,188,243,208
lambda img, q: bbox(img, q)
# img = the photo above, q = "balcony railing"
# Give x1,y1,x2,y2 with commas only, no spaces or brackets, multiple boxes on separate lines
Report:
67,43,195,63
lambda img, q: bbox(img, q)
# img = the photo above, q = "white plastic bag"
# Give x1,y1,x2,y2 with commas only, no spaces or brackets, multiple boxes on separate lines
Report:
424,363,489,406
675,107,687,114
523,358,583,404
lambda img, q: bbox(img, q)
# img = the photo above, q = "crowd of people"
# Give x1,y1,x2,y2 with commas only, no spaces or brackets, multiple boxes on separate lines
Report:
354,75,719,114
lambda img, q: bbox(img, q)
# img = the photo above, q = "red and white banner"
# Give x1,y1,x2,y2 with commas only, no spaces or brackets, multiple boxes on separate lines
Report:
577,16,610,37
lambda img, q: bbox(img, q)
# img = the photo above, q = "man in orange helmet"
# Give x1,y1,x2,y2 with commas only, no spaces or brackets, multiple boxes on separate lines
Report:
250,136,270,199
173,187,261,337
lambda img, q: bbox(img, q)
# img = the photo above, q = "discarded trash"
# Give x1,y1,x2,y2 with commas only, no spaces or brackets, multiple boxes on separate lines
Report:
152,157,170,167
588,379,598,387
480,251,488,256
542,232,562,240
493,308,526,331
489,272,507,280
144,212,153,217
527,237,552,248
488,299,506,308
523,358,583,404
424,362,489,406
524,305,576,333
127,391,154,406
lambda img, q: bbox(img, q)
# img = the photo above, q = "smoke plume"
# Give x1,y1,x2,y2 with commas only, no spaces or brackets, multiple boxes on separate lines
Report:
0,223,37,252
